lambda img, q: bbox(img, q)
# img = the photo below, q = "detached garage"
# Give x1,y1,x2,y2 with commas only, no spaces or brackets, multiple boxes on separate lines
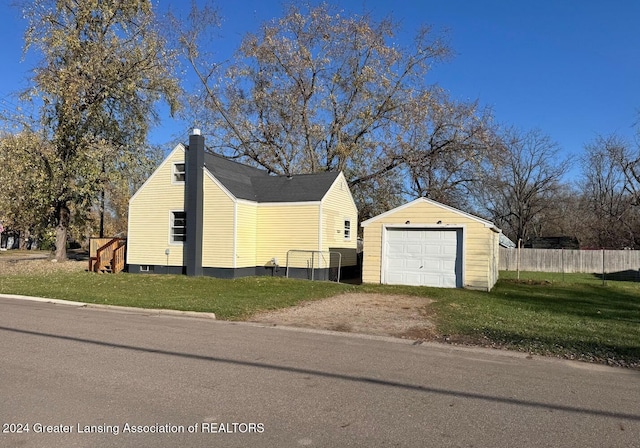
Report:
361,198,501,291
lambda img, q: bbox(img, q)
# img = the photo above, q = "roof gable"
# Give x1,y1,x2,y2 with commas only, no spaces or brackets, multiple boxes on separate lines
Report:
129,144,185,204
361,197,498,230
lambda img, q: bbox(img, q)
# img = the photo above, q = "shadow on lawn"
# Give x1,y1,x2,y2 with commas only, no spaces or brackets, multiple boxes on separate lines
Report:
468,328,640,368
593,270,640,283
494,280,640,324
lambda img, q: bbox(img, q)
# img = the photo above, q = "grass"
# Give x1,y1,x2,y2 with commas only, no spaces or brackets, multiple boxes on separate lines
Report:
0,272,354,320
0,269,638,367
424,273,640,367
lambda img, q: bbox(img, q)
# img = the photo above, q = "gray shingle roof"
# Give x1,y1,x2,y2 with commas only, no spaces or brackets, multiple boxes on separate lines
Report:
200,151,339,202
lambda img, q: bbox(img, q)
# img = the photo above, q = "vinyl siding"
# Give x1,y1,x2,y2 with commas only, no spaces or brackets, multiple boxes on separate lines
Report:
201,175,235,268
127,146,186,266
236,201,258,268
320,173,358,267
362,199,498,290
256,204,320,267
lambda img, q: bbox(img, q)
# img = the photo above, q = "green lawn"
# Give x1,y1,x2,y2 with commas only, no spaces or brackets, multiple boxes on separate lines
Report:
1,270,638,367
0,272,353,319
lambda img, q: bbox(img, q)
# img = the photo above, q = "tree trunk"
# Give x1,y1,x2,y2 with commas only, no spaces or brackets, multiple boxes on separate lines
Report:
54,202,70,261
99,188,105,238
19,229,30,250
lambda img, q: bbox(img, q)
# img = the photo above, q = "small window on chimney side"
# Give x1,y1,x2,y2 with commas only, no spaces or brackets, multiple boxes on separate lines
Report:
173,163,185,183
171,211,186,243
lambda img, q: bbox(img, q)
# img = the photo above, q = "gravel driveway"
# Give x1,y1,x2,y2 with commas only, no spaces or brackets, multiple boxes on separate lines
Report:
249,293,436,339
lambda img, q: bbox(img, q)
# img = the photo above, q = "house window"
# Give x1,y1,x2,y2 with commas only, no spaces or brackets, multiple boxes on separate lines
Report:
171,211,186,243
344,219,351,240
173,163,185,183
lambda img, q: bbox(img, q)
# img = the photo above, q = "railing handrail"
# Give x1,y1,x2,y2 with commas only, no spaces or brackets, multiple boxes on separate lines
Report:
112,243,126,273
94,237,126,272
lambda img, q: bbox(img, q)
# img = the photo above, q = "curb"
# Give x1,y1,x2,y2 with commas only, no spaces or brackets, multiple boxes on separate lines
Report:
0,294,216,320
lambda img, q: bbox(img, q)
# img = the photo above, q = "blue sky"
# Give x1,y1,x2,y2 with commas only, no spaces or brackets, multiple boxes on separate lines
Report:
1,0,639,181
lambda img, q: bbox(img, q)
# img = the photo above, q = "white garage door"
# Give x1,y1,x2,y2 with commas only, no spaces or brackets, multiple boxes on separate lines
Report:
383,228,462,287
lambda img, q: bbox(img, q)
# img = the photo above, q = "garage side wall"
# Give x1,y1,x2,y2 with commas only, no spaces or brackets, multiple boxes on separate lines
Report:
362,200,495,290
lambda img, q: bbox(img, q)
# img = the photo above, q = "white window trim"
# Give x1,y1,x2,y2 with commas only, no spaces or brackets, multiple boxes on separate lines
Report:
344,218,352,241
169,210,186,245
172,162,185,184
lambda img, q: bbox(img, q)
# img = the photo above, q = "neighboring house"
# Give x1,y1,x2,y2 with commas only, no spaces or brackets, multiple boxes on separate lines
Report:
361,198,501,291
499,233,516,248
127,130,358,279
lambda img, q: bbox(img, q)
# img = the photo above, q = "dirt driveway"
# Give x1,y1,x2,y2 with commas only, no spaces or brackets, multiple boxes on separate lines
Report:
249,293,437,340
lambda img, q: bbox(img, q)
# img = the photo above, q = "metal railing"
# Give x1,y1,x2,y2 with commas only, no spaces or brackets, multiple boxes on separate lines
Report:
285,250,342,282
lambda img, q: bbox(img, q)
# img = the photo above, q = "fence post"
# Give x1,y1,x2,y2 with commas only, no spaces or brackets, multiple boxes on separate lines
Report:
517,239,521,280
602,248,605,286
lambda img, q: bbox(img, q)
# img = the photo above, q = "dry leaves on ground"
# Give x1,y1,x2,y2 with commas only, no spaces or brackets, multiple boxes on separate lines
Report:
0,259,87,276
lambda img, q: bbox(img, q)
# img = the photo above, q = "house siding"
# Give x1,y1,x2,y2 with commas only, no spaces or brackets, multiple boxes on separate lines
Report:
236,201,258,268
362,199,497,290
256,204,320,268
320,173,358,267
128,140,360,280
127,146,186,267
202,175,235,268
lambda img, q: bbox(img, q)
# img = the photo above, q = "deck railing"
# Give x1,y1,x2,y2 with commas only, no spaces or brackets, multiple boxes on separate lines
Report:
89,237,126,273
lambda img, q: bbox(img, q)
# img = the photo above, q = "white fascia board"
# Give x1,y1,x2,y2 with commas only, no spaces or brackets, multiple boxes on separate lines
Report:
235,198,322,208
256,201,322,207
318,202,323,252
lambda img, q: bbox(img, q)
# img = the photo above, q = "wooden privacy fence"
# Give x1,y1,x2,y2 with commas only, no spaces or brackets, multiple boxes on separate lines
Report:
499,248,640,276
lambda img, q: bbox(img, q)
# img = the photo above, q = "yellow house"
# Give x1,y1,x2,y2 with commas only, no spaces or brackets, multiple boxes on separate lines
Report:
127,131,358,279
361,198,501,291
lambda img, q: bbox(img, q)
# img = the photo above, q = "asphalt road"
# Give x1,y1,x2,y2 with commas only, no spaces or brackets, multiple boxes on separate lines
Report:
1,296,638,448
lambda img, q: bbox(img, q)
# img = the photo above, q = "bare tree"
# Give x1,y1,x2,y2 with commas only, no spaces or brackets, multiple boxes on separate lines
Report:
401,89,498,209
177,3,500,215
478,128,570,243
578,134,640,248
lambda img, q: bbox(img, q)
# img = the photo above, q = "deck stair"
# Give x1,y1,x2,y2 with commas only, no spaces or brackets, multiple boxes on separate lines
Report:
89,237,126,273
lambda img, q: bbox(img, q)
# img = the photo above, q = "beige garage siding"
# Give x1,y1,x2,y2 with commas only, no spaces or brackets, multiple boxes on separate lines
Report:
361,198,499,291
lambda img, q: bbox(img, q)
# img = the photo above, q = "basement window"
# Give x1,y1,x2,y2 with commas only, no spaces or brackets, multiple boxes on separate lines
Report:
173,163,185,183
171,211,186,243
344,219,351,240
